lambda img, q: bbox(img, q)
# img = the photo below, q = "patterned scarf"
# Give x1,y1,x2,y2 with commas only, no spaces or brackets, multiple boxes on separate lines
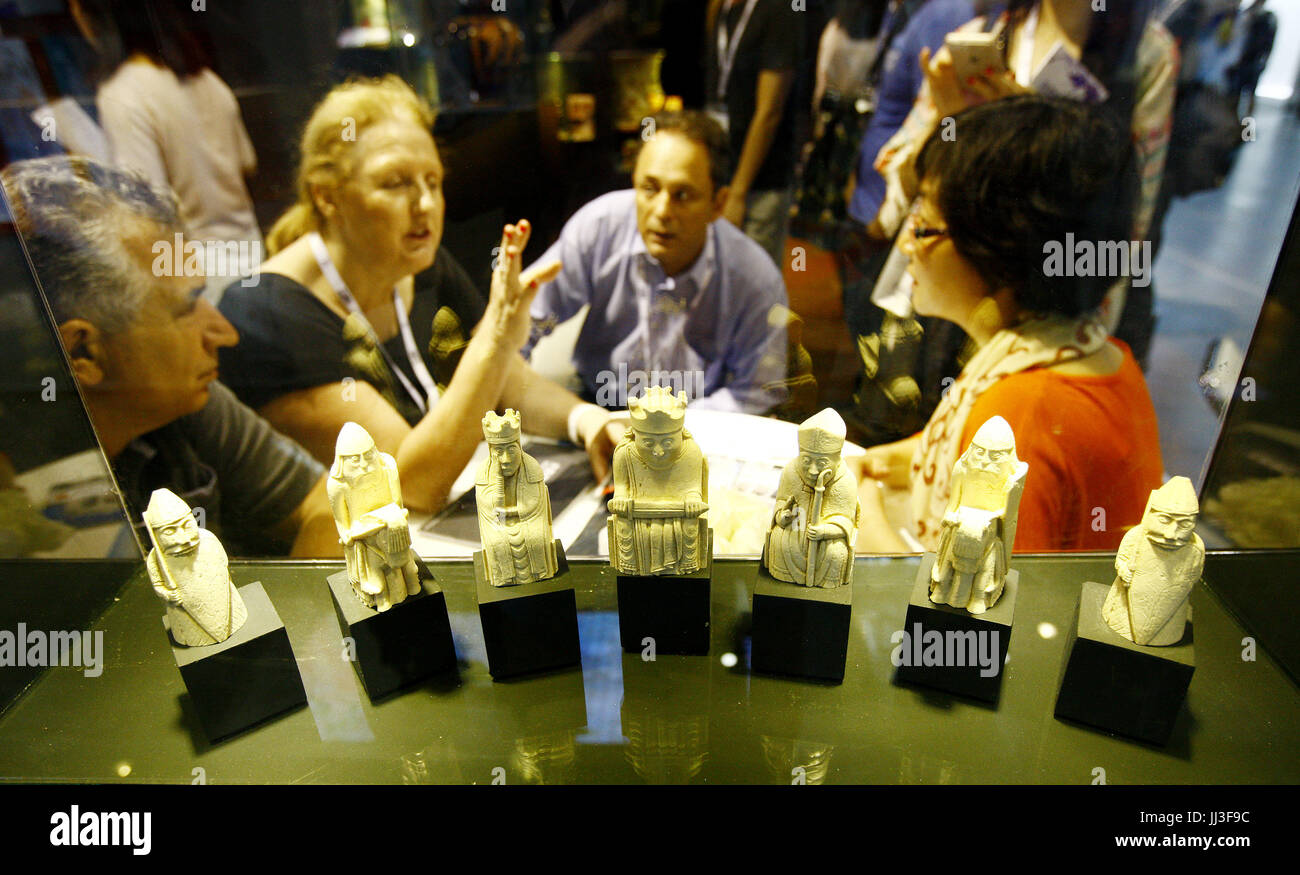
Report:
909,316,1110,548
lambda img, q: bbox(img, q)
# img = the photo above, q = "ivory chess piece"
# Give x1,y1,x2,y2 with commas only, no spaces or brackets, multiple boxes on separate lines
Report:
1103,476,1203,646
608,386,709,575
328,422,420,612
763,408,860,587
930,415,1028,614
475,409,559,586
145,488,247,646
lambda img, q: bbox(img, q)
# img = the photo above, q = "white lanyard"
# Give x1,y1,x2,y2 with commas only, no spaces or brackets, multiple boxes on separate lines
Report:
715,0,761,103
1013,6,1038,87
307,232,439,415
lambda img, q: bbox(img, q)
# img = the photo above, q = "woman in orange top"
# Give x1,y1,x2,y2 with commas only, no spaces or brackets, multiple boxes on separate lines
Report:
855,95,1163,552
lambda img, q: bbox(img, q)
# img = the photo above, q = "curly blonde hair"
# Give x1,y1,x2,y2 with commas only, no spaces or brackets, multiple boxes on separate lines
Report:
266,75,436,254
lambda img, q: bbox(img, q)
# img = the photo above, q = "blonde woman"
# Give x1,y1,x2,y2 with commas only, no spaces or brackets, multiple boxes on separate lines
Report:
218,76,616,513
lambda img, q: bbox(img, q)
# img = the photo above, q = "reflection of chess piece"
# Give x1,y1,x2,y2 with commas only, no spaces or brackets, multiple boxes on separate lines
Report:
475,409,559,586
764,305,817,421
851,313,927,443
145,489,247,646
512,731,577,785
930,416,1028,614
622,713,709,784
327,423,420,612
1103,477,1203,646
608,387,709,575
763,409,859,588
759,736,833,785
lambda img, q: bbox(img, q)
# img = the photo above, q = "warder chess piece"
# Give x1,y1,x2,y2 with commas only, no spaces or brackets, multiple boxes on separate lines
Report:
145,488,247,646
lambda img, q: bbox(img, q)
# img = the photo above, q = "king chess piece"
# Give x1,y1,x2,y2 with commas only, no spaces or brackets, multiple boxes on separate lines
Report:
608,386,709,576
609,386,713,655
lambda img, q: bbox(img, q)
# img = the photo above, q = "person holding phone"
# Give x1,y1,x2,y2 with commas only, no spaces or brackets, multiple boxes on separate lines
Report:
851,0,1175,449
854,96,1164,554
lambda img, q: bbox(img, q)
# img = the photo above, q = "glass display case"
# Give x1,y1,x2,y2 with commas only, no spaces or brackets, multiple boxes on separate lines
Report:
1,0,1299,786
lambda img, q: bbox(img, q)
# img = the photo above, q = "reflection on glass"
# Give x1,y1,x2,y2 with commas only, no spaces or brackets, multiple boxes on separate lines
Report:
622,712,709,785
898,753,959,786
760,735,833,785
0,236,133,559
512,730,577,785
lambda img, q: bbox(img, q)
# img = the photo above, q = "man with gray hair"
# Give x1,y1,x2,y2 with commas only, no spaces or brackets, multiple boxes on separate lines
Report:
2,155,335,556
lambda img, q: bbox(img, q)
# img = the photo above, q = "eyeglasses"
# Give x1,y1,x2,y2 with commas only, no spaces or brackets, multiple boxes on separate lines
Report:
905,203,948,243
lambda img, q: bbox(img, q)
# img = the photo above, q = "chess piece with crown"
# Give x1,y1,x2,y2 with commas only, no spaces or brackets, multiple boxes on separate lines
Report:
145,488,247,646
608,386,709,576
475,408,559,586
472,410,580,678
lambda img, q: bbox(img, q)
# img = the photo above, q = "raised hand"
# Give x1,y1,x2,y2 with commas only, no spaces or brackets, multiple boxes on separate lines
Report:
485,218,561,352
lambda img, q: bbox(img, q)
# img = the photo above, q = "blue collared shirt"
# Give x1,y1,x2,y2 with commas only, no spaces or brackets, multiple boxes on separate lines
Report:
524,190,789,414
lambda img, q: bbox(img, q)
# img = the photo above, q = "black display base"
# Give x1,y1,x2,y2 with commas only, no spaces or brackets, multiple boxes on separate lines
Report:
750,563,852,683
474,542,581,680
328,556,457,701
167,581,307,743
616,532,713,655
1054,580,1195,746
892,553,1016,703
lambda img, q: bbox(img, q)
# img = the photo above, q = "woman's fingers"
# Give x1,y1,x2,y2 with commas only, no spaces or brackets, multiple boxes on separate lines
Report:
519,258,561,292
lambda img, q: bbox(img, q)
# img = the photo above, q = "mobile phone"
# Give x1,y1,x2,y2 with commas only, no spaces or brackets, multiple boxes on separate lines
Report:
944,32,1007,82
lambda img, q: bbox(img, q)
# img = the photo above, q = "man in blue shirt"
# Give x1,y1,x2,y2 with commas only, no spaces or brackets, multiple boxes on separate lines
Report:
525,111,789,415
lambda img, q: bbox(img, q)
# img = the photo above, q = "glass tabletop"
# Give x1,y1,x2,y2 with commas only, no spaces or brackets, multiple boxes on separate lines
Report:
1,553,1297,784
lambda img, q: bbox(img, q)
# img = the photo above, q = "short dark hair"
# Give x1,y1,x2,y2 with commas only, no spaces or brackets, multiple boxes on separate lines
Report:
915,95,1137,317
636,110,732,194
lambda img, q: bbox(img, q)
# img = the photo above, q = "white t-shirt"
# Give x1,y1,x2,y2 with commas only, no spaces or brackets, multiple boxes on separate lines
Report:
98,60,262,256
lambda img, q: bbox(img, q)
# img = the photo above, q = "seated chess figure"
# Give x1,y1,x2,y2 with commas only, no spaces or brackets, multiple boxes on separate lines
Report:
930,416,1028,614
327,422,420,611
145,488,247,646
1103,476,1203,646
608,386,709,575
763,408,860,588
475,409,559,586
